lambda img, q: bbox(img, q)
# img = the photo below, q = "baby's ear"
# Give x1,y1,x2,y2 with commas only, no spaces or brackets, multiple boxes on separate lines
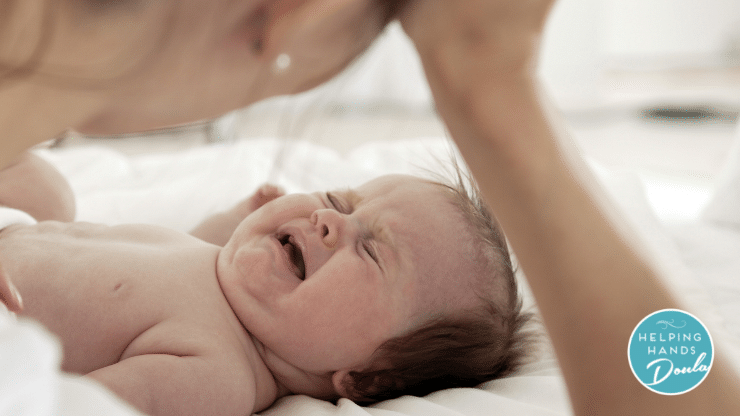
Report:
331,370,353,399
332,369,388,402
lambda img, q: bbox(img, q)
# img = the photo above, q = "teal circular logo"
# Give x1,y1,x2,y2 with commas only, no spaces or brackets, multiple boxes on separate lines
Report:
628,309,713,395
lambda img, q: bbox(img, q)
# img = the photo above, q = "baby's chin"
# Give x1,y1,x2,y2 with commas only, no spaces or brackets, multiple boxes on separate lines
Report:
213,247,235,289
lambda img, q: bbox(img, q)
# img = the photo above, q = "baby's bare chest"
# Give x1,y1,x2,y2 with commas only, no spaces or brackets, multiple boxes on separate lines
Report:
0,221,232,374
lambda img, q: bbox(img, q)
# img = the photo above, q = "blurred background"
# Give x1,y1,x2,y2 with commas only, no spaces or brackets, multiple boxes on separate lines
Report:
61,0,740,223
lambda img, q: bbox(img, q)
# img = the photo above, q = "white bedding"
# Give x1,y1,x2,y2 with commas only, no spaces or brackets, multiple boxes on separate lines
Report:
1,132,740,416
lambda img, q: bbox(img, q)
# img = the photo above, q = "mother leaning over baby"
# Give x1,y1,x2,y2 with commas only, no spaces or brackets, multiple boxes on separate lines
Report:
1,1,739,415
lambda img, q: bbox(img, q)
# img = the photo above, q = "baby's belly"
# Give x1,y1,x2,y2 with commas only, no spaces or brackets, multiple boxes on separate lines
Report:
0,221,220,374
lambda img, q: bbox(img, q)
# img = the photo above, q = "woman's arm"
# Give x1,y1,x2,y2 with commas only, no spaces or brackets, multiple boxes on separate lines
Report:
400,1,740,415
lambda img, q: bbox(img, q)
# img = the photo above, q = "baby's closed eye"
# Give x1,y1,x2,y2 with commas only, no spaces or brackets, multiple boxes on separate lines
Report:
326,192,352,214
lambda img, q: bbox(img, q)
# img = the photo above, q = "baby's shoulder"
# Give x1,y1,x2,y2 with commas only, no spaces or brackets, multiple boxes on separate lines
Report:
88,316,262,415
124,301,254,361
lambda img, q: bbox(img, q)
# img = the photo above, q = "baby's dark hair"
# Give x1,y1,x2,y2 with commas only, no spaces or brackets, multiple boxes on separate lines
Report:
340,167,533,403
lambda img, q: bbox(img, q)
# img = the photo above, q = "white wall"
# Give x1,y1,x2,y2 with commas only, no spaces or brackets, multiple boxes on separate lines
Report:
604,0,740,68
538,0,605,108
538,0,740,107
330,23,432,110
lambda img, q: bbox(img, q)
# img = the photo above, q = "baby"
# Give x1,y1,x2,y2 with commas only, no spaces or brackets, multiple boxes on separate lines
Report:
0,152,530,416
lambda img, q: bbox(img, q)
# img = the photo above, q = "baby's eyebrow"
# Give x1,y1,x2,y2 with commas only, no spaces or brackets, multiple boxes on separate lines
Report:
372,221,401,275
337,188,399,270
338,188,363,208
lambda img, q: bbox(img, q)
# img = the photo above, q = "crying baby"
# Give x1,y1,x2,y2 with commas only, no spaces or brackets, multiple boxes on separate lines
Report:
0,153,530,416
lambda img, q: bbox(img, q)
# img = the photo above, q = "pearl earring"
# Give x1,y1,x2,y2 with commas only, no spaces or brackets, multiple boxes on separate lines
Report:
272,53,291,74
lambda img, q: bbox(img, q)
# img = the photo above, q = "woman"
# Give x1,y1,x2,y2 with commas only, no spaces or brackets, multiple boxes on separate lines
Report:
0,0,398,168
2,0,739,415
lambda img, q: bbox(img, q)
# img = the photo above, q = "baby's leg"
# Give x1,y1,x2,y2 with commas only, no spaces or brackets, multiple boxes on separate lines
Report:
0,152,75,222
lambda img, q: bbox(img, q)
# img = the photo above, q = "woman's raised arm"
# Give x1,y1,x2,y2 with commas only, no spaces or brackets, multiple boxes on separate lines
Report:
399,1,740,415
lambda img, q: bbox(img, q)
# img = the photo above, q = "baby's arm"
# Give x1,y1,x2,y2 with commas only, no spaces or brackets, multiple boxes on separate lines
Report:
0,151,75,222
190,184,284,246
87,354,256,416
0,151,74,313
400,1,740,415
0,265,22,313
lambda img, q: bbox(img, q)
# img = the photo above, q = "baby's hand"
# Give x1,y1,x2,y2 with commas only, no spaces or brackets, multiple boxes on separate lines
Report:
190,184,285,246
233,184,285,219
249,184,286,212
0,263,22,313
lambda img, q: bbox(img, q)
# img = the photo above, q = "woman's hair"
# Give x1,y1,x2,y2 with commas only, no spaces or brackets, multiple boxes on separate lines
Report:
341,166,534,403
375,0,412,26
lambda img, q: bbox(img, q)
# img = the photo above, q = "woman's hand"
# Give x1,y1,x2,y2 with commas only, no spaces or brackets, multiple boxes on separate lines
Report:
0,263,23,313
398,0,560,169
399,0,556,93
190,184,285,246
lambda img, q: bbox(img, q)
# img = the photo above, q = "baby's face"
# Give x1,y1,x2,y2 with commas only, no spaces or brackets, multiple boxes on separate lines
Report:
217,175,479,390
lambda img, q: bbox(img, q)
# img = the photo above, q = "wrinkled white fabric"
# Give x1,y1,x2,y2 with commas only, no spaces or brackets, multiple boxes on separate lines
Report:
0,207,35,231
1,137,737,416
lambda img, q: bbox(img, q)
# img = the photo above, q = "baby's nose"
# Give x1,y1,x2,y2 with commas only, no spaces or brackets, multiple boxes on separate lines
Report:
311,209,355,248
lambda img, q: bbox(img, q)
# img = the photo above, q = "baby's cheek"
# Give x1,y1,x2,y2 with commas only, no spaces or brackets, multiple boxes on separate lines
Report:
314,284,390,330
230,245,301,301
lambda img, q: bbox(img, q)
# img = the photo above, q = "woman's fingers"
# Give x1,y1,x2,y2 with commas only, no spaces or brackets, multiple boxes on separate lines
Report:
0,263,23,313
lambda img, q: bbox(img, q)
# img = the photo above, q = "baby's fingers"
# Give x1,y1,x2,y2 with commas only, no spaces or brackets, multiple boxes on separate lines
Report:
251,184,285,210
234,184,286,218
255,184,285,204
0,263,23,313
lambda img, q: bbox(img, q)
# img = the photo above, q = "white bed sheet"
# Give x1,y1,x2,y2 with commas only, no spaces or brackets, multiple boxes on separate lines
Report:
2,133,739,416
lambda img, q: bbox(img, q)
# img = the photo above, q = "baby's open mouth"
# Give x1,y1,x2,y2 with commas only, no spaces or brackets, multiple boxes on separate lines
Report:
278,234,306,280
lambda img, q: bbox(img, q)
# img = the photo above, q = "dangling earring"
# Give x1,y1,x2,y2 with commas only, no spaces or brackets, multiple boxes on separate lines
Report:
272,53,291,74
